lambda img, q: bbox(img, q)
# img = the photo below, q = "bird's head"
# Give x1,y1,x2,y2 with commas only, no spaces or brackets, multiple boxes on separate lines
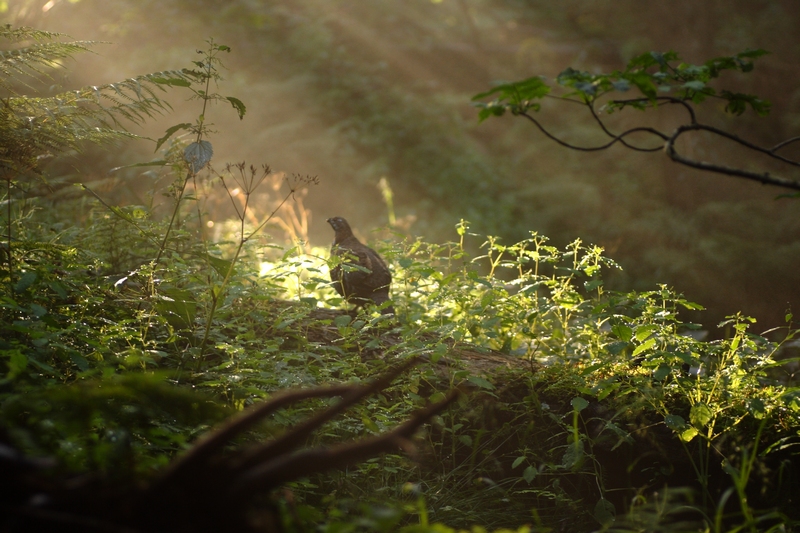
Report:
327,216,354,241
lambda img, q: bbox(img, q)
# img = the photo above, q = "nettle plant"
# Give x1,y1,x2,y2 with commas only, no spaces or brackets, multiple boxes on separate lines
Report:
306,220,797,529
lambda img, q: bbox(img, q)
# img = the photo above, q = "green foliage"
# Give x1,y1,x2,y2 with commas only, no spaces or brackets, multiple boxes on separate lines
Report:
3,188,800,530
0,25,197,174
2,22,799,533
473,49,772,119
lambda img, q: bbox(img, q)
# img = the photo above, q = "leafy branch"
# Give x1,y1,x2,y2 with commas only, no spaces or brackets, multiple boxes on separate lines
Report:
473,49,800,192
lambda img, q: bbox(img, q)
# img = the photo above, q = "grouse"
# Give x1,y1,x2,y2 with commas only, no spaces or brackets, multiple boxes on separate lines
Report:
327,216,394,314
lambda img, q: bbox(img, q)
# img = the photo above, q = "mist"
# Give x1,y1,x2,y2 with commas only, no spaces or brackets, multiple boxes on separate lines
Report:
4,0,800,330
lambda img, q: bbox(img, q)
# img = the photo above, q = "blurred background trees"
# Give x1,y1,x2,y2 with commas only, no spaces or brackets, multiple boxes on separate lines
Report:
3,0,799,331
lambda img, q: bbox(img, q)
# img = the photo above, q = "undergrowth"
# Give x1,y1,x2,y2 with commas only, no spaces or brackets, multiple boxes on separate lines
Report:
1,26,799,533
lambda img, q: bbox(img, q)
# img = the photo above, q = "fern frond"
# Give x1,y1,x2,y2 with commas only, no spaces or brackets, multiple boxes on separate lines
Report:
0,26,198,175
0,41,96,92
0,25,98,94
0,24,66,43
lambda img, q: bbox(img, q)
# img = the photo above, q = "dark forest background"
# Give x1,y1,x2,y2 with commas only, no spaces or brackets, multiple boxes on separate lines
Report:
5,0,800,331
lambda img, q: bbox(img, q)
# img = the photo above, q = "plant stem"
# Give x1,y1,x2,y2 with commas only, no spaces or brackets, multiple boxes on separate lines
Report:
5,174,11,289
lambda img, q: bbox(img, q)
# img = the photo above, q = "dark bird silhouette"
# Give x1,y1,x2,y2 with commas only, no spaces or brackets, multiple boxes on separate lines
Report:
327,216,394,314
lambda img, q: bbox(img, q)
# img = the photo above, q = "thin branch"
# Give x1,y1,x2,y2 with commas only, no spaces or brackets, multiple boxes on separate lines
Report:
518,111,668,151
770,135,800,154
587,102,664,152
666,124,800,191
679,123,800,168
515,94,800,191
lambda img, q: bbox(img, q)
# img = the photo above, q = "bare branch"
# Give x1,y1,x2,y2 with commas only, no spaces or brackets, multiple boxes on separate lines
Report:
232,387,462,495
516,98,800,191
231,355,421,473
666,124,800,191
770,135,800,154
678,123,800,168
518,111,668,151
588,103,664,152
159,383,355,486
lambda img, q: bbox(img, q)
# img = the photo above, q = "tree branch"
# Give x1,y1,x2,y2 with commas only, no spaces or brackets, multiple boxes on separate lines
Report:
518,111,667,151
666,124,800,190
232,387,462,495
588,102,664,152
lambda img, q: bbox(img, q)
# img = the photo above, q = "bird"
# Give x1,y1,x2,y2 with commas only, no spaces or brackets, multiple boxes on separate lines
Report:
327,216,394,314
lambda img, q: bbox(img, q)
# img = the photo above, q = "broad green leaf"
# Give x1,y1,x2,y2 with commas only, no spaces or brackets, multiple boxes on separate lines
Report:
205,253,234,278
584,279,603,291
612,324,632,342
611,79,630,92
512,456,526,469
571,397,589,412
746,398,766,419
634,324,658,342
6,351,27,378
333,315,352,328
562,440,585,469
27,355,57,374
632,337,656,357
522,465,537,484
467,376,496,390
14,271,37,293
679,427,698,443
682,80,706,91
664,414,686,431
690,403,713,427
653,364,671,380
70,353,90,371
428,391,447,403
593,498,616,526
184,140,213,173
28,304,48,320
362,416,380,433
155,288,197,330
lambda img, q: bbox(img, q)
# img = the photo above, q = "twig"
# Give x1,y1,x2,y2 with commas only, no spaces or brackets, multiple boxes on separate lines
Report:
518,111,668,151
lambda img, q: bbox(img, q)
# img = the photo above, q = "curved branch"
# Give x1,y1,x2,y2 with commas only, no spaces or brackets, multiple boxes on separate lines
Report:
666,124,800,191
588,103,663,152
770,135,800,154
518,111,667,151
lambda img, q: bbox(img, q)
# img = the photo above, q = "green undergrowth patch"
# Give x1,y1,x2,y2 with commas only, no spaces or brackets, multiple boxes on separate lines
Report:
2,210,799,532
2,29,798,531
